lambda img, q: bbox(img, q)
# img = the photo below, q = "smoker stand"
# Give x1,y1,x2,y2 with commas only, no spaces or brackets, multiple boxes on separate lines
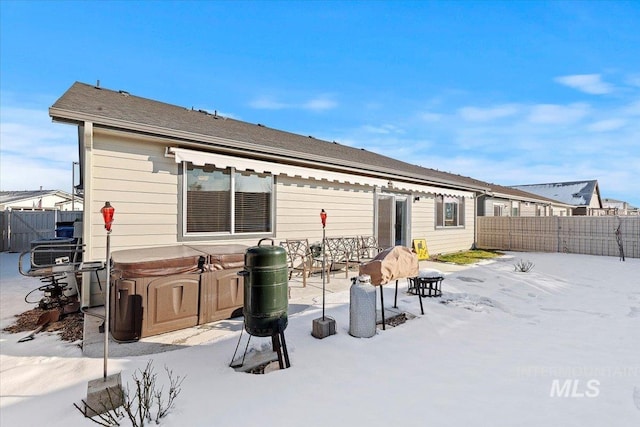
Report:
230,327,291,371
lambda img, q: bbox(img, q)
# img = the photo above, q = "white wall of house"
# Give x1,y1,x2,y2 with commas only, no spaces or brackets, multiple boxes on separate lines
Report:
412,194,475,255
276,176,374,242
81,126,480,305
87,132,180,259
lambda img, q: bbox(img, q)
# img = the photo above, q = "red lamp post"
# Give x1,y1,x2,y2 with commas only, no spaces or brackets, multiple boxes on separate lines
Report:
320,210,327,319
101,201,115,232
84,202,122,415
312,209,336,338
100,201,114,380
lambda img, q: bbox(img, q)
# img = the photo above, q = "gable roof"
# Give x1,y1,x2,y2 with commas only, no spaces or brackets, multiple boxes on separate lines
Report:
510,180,601,207
0,190,66,205
50,82,489,194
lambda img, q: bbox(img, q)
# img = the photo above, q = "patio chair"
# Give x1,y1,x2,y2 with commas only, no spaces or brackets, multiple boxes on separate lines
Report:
324,237,361,278
283,239,329,286
358,236,384,261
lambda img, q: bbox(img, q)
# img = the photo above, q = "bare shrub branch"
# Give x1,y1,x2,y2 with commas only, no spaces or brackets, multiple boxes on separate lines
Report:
514,259,534,273
73,361,186,427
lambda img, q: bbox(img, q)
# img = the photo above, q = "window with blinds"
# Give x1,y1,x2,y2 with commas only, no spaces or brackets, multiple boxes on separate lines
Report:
435,195,465,227
185,164,272,235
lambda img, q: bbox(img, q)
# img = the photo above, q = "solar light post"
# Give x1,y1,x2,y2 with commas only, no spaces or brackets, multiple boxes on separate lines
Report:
312,209,336,339
84,202,122,417
100,202,114,380
320,209,327,320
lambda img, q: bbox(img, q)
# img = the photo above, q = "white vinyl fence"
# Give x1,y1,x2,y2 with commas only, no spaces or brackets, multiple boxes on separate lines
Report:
477,216,639,259
1,210,83,253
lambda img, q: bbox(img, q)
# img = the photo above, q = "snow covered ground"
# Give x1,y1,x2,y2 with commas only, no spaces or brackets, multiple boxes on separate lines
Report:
1,251,638,426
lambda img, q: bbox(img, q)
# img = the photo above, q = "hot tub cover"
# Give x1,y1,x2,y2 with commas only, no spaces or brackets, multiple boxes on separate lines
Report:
111,244,249,278
187,244,247,270
358,246,419,285
112,246,205,278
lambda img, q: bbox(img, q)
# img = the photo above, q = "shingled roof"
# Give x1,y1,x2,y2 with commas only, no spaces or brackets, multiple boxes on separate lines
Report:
50,82,490,193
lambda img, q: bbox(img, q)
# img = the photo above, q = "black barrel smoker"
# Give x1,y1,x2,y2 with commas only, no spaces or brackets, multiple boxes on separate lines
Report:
232,238,290,370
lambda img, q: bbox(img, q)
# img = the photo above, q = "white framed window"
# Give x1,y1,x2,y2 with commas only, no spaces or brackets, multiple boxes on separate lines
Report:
184,163,273,235
493,203,505,217
511,201,520,217
436,195,465,227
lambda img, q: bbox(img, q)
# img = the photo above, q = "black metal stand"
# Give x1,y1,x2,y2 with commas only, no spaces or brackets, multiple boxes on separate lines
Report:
394,279,424,315
379,285,385,330
272,331,291,369
230,328,291,370
408,276,443,298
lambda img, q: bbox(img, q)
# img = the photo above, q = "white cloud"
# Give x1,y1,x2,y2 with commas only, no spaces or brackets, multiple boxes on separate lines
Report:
458,104,519,122
249,94,337,112
302,97,337,111
360,124,404,135
248,97,289,110
527,103,590,124
418,112,443,122
587,118,626,132
554,74,614,95
625,74,640,88
0,106,77,191
622,100,640,116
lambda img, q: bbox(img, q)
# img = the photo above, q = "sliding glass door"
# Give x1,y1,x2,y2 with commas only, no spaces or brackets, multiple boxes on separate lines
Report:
376,194,408,248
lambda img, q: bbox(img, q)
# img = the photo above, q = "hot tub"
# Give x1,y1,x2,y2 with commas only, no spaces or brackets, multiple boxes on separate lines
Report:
110,244,247,342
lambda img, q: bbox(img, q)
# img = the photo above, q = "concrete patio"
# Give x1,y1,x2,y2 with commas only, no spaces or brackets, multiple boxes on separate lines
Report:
82,260,469,358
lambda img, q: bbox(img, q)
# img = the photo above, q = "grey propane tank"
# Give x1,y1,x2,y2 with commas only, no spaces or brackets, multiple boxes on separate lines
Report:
349,274,376,338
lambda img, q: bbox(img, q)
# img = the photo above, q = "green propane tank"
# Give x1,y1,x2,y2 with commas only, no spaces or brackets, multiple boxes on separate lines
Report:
239,238,288,337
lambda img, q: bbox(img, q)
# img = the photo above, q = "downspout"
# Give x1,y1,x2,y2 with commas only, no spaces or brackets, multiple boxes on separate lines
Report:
474,191,487,250
473,193,478,249
80,122,94,308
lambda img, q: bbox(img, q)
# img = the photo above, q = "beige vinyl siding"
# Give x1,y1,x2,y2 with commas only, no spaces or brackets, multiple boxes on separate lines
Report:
276,176,374,242
89,133,178,255
410,194,435,245
429,195,475,254
410,193,475,255
86,132,477,257
520,202,537,217
481,197,509,217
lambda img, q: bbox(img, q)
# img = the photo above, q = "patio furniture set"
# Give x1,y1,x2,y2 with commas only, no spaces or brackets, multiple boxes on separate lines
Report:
281,236,384,286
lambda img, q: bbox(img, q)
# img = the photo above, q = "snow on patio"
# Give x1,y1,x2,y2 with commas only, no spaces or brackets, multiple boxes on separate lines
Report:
1,251,638,426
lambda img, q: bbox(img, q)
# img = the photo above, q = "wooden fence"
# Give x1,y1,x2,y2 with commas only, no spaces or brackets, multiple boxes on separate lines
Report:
477,216,639,259
1,210,83,253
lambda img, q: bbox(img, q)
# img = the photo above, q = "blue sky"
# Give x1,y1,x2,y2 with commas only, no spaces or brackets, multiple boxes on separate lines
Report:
1,0,639,207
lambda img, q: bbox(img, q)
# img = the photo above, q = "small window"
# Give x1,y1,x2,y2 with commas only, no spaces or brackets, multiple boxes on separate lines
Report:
185,164,273,235
436,195,465,227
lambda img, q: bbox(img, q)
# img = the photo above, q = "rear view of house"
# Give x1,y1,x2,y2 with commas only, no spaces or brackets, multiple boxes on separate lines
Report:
50,82,488,306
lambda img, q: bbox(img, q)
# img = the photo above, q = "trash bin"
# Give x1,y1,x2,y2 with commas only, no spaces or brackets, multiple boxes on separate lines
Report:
349,274,376,338
55,221,75,238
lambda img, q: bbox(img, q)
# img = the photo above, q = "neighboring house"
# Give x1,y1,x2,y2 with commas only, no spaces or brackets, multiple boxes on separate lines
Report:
602,198,639,216
510,180,603,216
475,182,573,217
0,190,83,211
50,82,491,305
